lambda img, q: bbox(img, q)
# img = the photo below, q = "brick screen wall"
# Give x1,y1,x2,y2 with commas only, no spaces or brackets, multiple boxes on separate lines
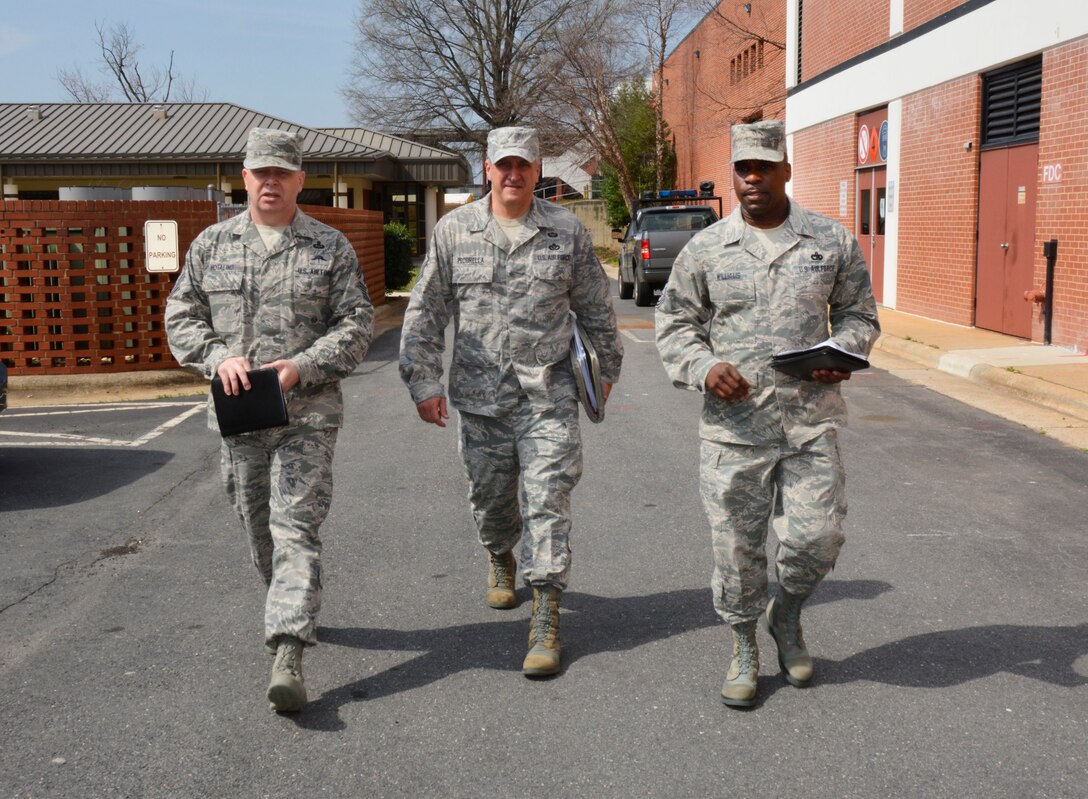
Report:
302,204,386,305
896,77,981,325
1,201,385,376
1036,39,1088,352
798,0,890,82
662,0,787,204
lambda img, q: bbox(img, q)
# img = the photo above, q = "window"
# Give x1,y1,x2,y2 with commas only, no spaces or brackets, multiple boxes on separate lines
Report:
730,40,766,85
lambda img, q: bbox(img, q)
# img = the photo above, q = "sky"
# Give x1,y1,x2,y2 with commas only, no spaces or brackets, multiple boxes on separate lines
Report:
0,0,363,127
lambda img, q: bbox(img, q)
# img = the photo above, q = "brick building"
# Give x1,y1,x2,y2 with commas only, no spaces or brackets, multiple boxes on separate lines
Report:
664,0,1088,351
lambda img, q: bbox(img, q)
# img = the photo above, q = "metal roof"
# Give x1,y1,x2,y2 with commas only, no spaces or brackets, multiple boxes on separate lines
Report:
321,127,459,161
321,127,471,184
0,102,470,186
0,102,416,164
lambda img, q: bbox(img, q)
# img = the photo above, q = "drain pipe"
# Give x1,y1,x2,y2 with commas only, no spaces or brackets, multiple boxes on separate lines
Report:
1042,239,1058,346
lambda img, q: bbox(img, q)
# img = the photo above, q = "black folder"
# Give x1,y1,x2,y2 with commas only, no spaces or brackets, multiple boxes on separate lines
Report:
772,344,870,381
210,367,289,436
569,312,605,423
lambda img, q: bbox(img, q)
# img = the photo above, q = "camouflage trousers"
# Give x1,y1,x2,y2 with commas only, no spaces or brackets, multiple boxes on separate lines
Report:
700,429,846,625
220,426,338,647
458,395,582,590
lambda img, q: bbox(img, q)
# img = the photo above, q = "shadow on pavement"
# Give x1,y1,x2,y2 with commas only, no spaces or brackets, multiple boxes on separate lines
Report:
0,447,173,510
821,622,1088,688
292,579,892,730
364,326,401,361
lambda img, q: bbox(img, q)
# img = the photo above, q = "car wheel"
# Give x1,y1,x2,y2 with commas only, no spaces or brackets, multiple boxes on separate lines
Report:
618,275,633,299
634,277,653,307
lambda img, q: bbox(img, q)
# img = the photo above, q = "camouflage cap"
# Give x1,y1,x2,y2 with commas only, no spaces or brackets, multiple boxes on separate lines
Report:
731,120,787,163
243,128,304,171
486,126,540,164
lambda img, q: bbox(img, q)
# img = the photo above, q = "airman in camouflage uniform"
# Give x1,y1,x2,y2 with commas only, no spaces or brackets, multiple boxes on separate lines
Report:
399,127,622,678
656,120,879,707
165,128,373,712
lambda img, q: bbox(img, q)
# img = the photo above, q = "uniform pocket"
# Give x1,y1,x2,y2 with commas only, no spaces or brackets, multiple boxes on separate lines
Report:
708,274,755,309
293,264,332,327
529,259,572,282
203,269,245,335
451,263,493,319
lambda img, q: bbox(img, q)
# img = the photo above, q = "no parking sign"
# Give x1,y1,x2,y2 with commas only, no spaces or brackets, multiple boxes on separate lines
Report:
144,220,180,273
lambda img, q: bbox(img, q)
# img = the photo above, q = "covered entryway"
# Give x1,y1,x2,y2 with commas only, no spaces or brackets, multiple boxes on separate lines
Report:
856,108,888,304
857,167,886,304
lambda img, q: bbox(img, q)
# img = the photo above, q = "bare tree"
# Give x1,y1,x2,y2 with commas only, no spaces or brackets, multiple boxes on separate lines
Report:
539,1,647,210
705,0,784,50
635,0,700,191
343,0,585,159
57,21,205,103
341,0,681,210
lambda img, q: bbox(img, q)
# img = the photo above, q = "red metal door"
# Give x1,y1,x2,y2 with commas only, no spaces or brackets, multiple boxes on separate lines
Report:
976,144,1038,337
856,168,886,304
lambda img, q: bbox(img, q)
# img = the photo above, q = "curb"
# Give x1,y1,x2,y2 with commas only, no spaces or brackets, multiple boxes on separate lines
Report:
874,336,1088,423
10,369,206,395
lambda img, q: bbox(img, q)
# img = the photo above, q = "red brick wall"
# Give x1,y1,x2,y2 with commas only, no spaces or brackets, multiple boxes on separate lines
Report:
1035,39,1088,352
896,77,981,325
1,201,385,376
799,0,890,82
663,0,787,204
904,0,966,32
789,116,859,225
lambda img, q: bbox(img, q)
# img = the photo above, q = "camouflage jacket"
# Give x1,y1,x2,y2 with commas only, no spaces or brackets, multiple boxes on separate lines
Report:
399,194,623,416
165,209,374,432
656,202,879,446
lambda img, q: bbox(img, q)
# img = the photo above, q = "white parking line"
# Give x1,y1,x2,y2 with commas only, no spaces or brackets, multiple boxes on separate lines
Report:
621,329,655,344
0,401,205,448
2,401,203,419
130,403,206,447
0,430,132,447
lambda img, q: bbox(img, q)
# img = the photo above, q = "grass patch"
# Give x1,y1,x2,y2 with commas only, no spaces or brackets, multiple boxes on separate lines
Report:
595,245,619,268
388,267,420,296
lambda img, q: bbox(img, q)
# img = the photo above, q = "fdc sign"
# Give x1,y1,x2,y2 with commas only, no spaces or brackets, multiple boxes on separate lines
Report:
144,220,180,273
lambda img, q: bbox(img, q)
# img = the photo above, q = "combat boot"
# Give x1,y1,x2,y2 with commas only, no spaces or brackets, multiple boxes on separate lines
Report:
522,586,561,677
720,620,759,708
267,635,307,712
486,549,517,609
765,590,813,687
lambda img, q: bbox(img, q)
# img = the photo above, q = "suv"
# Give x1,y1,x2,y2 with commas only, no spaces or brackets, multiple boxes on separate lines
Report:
617,188,722,306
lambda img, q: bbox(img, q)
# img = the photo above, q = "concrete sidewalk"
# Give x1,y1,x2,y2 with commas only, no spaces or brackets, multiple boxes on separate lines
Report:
603,259,1088,425
874,306,1088,424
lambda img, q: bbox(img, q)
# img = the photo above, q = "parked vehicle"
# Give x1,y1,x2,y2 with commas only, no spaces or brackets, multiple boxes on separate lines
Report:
617,187,723,306
0,362,7,413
